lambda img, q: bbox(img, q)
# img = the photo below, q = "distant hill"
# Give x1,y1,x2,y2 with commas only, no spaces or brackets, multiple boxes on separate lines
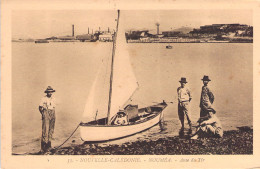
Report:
172,27,194,34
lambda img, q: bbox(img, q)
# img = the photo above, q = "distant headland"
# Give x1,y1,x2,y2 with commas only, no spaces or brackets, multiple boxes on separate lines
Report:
12,23,253,43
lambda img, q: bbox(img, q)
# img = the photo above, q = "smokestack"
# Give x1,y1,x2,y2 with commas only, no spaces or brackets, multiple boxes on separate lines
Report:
88,27,89,34
92,29,93,34
108,27,110,33
72,24,74,37
99,27,101,32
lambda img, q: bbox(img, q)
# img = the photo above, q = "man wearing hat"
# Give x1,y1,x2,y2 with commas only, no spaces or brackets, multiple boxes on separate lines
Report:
39,86,56,152
191,108,223,139
200,75,215,118
177,77,192,131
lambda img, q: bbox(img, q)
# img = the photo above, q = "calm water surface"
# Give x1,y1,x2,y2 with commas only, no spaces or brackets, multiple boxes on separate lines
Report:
12,42,253,154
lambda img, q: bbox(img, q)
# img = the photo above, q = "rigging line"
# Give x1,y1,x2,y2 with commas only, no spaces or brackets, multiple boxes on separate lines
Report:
54,123,81,150
122,82,139,107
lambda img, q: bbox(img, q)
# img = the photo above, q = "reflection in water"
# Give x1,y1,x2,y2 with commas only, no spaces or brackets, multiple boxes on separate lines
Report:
159,121,167,132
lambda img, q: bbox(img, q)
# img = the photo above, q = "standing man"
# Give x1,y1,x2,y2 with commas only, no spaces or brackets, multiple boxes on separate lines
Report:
200,75,215,118
39,86,56,152
177,77,192,131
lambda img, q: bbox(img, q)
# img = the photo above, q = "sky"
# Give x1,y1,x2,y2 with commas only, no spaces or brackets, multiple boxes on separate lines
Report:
12,10,253,39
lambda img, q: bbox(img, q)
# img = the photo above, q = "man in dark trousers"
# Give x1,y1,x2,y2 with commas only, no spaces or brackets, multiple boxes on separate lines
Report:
177,77,192,132
39,86,56,152
200,75,215,118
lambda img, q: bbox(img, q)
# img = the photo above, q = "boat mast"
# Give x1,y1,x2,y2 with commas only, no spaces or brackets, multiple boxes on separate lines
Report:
107,10,120,125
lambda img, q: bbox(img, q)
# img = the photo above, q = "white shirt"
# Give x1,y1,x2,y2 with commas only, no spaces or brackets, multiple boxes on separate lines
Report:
39,96,56,110
177,86,192,102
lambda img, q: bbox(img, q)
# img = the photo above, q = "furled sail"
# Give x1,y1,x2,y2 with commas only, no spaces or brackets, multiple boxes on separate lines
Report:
108,13,138,123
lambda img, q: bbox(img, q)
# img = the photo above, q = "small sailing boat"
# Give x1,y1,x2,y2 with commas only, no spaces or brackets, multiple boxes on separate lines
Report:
166,44,173,49
80,10,167,142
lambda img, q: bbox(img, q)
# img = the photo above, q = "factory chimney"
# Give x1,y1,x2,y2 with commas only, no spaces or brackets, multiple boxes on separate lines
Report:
72,24,74,37
88,27,89,34
108,27,110,33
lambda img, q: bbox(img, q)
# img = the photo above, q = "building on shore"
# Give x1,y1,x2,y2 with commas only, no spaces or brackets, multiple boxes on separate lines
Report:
190,24,252,37
99,33,113,42
76,34,96,42
162,31,181,37
125,30,152,40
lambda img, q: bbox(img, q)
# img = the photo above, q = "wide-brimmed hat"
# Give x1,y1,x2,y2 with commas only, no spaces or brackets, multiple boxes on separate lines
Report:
179,77,188,83
44,86,56,93
201,75,211,81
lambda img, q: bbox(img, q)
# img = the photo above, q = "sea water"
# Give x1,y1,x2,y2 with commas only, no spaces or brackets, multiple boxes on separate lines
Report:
12,42,253,154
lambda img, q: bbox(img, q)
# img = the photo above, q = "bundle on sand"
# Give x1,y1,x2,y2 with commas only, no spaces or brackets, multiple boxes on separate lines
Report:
33,126,253,155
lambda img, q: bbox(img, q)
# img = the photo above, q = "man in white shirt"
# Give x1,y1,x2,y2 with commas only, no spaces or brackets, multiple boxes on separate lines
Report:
177,77,192,132
39,86,56,152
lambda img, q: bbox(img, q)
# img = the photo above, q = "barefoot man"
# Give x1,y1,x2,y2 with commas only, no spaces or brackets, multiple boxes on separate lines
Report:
39,86,56,152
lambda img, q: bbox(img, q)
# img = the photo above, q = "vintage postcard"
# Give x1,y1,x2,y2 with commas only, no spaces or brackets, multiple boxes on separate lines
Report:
1,0,260,168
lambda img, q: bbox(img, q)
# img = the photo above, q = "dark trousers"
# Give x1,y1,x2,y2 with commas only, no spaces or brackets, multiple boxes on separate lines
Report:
200,108,209,118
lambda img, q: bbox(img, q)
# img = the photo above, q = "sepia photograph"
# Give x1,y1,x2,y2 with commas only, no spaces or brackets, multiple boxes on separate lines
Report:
2,1,260,168
11,9,253,155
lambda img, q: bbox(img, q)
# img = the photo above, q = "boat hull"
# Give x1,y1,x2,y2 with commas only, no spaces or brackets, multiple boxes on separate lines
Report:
80,104,166,142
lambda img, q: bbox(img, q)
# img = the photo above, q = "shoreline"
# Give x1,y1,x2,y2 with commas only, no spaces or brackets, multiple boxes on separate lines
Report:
24,126,252,155
12,41,253,43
